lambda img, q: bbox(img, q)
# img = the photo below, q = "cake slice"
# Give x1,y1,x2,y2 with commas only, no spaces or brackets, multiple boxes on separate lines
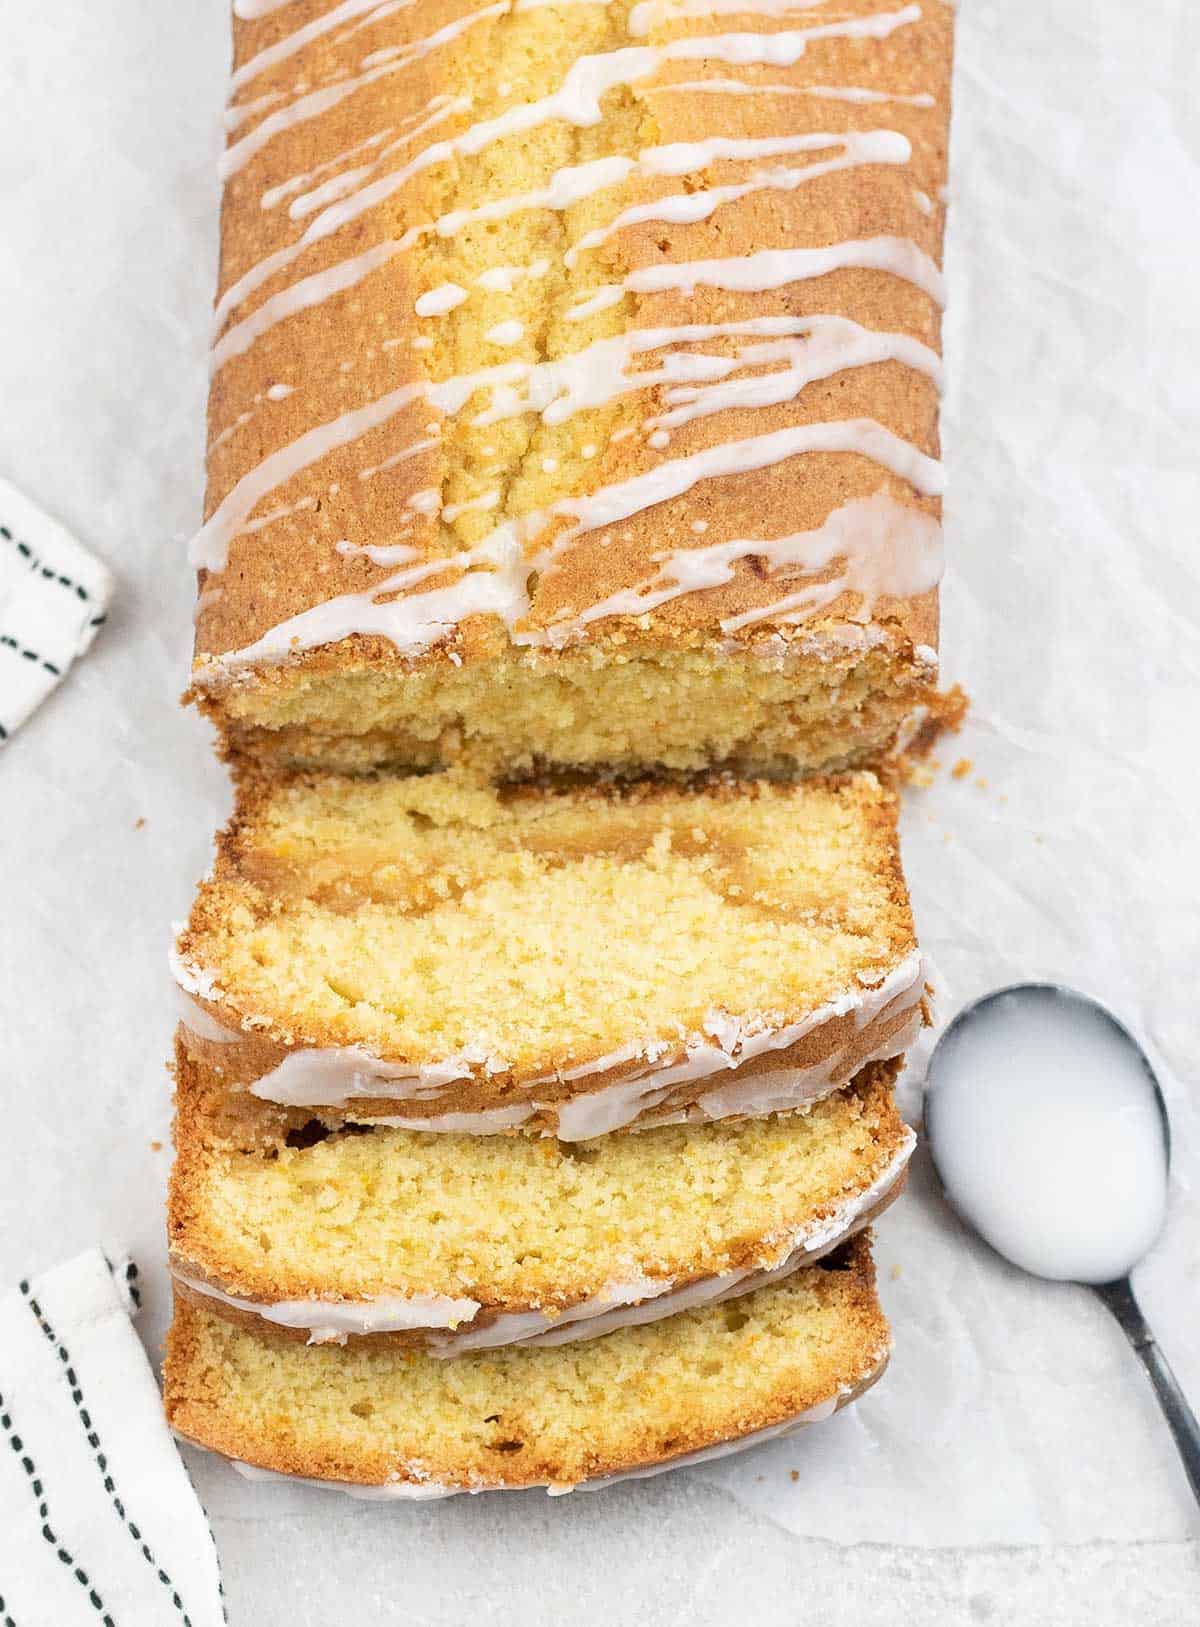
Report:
174,768,925,1138
165,1233,888,1496
191,1,953,779
170,1042,911,1351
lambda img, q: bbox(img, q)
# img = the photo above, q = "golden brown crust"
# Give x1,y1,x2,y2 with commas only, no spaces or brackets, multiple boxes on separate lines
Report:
164,1233,888,1491
192,0,954,755
173,769,922,1121
168,1040,908,1340
174,982,921,1124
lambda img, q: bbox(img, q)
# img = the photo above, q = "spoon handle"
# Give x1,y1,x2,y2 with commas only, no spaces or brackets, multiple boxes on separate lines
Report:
1094,1277,1200,1508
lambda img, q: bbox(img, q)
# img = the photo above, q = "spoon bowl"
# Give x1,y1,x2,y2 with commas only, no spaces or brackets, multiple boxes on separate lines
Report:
924,982,1199,1509
925,983,1169,1284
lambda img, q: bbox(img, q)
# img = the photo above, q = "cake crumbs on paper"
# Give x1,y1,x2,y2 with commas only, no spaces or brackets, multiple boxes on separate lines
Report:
790,1470,800,1483
951,757,972,780
134,816,147,830
894,684,970,788
890,1263,902,1280
150,1140,162,1152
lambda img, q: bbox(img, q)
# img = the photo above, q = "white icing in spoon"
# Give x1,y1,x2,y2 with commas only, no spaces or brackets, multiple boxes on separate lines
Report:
925,986,1168,1284
926,985,1200,1507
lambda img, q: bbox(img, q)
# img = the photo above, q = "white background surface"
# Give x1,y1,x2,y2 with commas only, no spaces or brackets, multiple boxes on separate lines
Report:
1,0,1197,1620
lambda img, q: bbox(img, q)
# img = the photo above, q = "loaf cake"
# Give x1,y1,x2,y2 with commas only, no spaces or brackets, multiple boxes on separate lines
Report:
190,0,953,777
173,768,926,1137
171,1045,911,1349
165,1231,888,1495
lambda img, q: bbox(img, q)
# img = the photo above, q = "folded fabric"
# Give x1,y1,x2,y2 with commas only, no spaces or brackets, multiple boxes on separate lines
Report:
0,1251,224,1627
0,477,112,744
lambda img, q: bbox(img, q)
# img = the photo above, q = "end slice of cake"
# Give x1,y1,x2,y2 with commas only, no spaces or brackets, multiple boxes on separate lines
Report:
192,1,953,781
170,1044,912,1351
173,769,926,1138
165,1233,888,1497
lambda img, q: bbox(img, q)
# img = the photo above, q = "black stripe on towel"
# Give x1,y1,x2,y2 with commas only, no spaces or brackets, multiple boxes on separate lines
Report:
0,1385,117,1625
0,523,94,601
20,1281,195,1627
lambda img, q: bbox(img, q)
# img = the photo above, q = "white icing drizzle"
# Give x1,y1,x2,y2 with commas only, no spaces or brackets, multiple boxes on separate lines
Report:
224,88,286,134
231,0,405,93
645,324,942,431
192,380,425,571
174,987,240,1045
629,0,920,38
357,434,439,484
221,5,507,179
652,78,935,106
565,234,941,321
199,0,944,681
548,954,926,1140
534,493,941,646
223,2,921,181
214,8,924,330
563,284,625,321
173,1130,911,1351
645,994,925,1129
470,313,940,427
442,489,500,521
565,130,911,265
211,238,406,374
222,116,906,341
415,281,469,316
476,258,550,291
334,0,414,40
531,417,943,571
624,234,944,303
234,0,301,17
176,948,924,1137
247,1043,493,1105
212,36,930,377
196,301,940,573
169,939,225,1004
196,412,940,655
636,0,823,20
260,128,395,211
287,94,471,222
286,160,387,220
484,319,526,345
174,1273,481,1341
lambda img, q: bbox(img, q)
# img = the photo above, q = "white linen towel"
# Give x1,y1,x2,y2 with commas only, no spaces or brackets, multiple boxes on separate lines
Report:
0,478,112,743
0,1251,225,1627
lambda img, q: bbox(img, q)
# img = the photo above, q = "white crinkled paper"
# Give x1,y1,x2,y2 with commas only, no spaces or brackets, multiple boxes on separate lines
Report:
0,0,1196,1609
702,0,1200,1543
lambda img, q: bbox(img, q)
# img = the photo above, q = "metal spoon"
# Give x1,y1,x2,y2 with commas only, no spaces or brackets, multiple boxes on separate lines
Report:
924,982,1200,1508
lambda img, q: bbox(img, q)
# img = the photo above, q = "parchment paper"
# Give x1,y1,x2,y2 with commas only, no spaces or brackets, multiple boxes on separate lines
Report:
1,0,1197,1607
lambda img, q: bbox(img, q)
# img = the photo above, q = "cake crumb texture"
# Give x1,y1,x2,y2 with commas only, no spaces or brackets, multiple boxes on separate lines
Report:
177,768,917,1088
165,1233,889,1491
171,1049,907,1317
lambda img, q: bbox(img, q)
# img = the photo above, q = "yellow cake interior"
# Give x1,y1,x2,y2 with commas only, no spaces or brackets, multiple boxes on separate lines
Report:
172,1054,905,1309
207,640,931,778
165,1235,887,1490
179,768,914,1075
